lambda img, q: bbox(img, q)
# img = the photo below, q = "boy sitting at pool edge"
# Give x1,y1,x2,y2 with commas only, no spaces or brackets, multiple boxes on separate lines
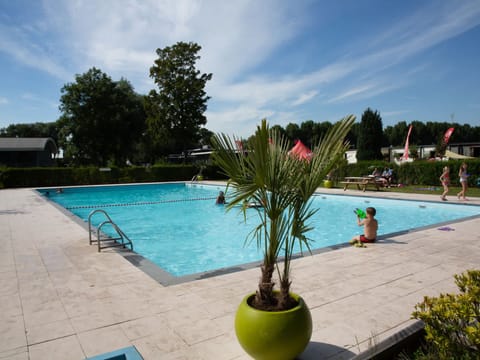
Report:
350,207,378,246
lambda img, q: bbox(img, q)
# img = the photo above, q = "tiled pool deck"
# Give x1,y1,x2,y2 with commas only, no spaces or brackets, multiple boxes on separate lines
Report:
1,184,479,360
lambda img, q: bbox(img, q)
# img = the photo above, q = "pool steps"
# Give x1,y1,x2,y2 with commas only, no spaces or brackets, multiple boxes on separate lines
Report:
88,209,133,252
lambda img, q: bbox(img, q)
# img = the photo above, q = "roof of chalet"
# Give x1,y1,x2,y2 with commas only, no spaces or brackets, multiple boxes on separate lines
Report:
0,137,57,153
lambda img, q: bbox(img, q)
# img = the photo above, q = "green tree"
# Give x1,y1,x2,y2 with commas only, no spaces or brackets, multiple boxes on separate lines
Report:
300,120,316,147
455,123,480,142
285,122,301,142
314,121,334,143
426,121,449,145
58,68,145,166
0,122,59,145
145,42,212,158
198,127,214,148
346,122,360,148
429,122,452,157
410,120,430,145
384,121,408,146
356,108,384,160
268,121,335,148
270,125,287,140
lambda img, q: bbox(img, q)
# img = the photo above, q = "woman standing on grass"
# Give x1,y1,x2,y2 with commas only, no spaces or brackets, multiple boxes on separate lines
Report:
457,162,468,200
440,166,450,201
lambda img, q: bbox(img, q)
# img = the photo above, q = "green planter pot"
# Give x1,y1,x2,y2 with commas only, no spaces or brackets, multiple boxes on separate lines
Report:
323,179,333,188
235,292,312,360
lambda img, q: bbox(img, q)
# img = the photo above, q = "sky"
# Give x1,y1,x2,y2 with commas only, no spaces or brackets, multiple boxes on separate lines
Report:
1,0,480,138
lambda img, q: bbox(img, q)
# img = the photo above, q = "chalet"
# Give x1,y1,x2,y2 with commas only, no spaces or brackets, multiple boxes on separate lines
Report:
0,137,58,167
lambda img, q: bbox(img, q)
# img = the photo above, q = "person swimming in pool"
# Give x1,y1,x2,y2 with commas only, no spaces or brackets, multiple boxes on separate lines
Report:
350,206,378,247
216,191,226,204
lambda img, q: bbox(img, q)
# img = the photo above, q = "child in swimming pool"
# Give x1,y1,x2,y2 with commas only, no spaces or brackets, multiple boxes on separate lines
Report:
216,191,226,204
350,207,378,247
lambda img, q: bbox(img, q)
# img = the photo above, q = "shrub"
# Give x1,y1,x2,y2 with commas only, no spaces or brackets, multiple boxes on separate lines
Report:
412,269,480,359
0,164,226,188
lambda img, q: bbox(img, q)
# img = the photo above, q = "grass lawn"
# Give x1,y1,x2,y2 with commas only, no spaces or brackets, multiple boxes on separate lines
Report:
381,184,480,198
333,184,480,198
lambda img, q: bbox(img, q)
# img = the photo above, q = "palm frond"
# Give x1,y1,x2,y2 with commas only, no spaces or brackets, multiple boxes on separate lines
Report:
211,115,355,310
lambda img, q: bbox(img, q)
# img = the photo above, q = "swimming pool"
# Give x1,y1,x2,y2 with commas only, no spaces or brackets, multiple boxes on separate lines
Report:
40,183,479,279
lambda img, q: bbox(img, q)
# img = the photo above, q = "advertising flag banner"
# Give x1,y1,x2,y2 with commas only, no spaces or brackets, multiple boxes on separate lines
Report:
402,125,413,160
443,127,454,144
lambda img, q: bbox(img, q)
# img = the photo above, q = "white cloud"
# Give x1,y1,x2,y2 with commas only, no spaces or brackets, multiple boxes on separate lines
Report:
42,0,301,86
0,23,71,80
206,1,480,130
21,93,41,101
206,104,307,138
352,1,480,70
2,0,480,133
328,80,406,104
292,91,318,106
382,110,411,117
21,92,58,110
0,97,8,105
206,106,275,137
327,84,377,104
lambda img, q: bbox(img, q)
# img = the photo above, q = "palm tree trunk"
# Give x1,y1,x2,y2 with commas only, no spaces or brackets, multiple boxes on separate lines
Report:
279,278,296,310
253,264,276,309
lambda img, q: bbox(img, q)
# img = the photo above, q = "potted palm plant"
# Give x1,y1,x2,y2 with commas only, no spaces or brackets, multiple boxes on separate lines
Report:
212,115,355,360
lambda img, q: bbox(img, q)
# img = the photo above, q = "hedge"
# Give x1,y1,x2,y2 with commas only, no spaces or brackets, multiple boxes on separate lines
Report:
0,159,478,189
0,164,227,189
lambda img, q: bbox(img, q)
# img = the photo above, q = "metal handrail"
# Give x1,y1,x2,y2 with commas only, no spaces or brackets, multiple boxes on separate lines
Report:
88,209,133,252
88,209,113,245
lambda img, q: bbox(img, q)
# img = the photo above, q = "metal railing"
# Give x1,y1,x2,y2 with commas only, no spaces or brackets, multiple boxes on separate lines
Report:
88,209,133,252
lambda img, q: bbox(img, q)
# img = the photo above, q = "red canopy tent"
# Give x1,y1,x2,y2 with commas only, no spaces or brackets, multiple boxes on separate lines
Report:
289,140,312,160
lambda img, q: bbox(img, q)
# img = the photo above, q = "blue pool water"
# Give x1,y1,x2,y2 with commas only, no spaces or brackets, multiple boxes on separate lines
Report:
40,183,479,277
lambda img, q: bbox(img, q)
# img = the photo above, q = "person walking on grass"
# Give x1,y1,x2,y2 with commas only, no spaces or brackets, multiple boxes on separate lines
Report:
439,166,450,201
457,162,468,200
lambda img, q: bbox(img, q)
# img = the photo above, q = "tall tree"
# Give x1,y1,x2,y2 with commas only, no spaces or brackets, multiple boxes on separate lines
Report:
314,121,334,144
410,120,429,145
285,122,301,141
198,127,214,147
58,68,145,166
145,42,212,158
270,125,287,140
356,108,384,161
300,120,315,147
384,121,408,147
0,122,59,143
346,122,360,148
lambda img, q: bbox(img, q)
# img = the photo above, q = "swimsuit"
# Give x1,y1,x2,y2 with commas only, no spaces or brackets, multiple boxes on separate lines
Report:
359,234,376,243
442,174,449,186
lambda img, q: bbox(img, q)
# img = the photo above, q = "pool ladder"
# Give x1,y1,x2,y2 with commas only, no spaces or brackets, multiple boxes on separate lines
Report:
88,209,133,252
